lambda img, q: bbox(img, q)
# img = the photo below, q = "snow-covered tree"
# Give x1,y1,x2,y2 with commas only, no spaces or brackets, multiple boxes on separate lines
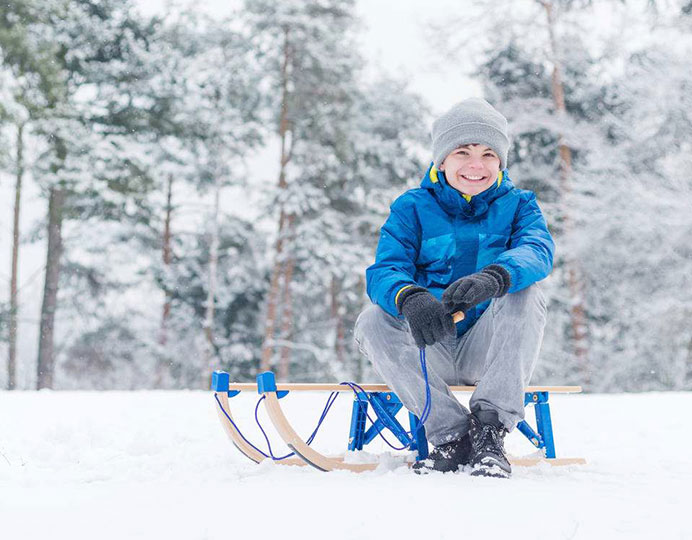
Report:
580,2,692,391
478,34,621,387
244,0,428,381
0,0,60,389
0,0,163,388
56,10,265,389
177,15,263,381
241,0,357,377
436,0,692,391
283,78,428,382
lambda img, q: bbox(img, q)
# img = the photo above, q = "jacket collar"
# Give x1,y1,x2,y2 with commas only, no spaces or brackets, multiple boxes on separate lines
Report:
419,162,513,218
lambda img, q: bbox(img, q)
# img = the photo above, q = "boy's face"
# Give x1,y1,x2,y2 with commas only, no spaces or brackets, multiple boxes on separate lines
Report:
439,144,501,196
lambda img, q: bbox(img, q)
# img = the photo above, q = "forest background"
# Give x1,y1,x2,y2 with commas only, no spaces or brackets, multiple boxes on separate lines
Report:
0,0,690,392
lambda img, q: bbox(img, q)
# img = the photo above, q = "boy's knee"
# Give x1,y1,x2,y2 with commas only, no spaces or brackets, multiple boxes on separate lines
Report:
354,304,387,343
499,284,546,320
354,304,407,348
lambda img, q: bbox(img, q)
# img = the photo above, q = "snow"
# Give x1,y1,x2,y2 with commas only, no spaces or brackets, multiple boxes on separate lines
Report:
2,390,690,539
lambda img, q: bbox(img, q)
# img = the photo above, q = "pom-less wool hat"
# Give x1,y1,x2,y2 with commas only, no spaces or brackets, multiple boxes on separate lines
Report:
431,98,510,170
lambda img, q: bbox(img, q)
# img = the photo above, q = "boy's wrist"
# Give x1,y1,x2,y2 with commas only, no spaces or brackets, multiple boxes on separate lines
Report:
481,264,511,297
395,285,428,313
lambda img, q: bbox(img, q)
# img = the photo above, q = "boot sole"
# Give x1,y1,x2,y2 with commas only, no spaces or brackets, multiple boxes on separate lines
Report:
469,458,511,479
413,464,467,474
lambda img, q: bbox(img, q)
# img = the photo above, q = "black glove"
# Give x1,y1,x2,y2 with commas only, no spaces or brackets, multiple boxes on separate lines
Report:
442,264,511,315
397,286,455,349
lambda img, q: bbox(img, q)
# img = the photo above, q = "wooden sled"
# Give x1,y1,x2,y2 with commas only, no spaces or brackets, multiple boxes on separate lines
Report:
212,370,586,472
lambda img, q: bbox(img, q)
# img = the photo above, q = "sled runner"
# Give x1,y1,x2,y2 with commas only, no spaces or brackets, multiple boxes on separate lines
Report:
212,370,586,472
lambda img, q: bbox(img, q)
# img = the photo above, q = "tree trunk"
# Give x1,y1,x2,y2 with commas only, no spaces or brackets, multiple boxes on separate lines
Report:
330,275,345,365
204,174,221,364
686,335,692,391
159,173,174,347
8,122,24,390
36,187,66,390
155,174,174,388
673,325,692,391
261,212,285,372
261,28,294,373
541,0,590,381
278,216,295,381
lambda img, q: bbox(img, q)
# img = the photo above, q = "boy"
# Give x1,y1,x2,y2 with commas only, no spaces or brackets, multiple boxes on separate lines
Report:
354,98,554,478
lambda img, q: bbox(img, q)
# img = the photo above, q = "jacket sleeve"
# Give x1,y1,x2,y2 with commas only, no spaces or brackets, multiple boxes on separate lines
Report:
493,192,555,293
365,201,421,317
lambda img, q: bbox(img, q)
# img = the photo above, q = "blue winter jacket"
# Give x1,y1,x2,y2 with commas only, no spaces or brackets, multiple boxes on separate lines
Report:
366,164,555,336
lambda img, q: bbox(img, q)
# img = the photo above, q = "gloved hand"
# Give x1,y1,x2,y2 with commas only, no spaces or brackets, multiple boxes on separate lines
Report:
397,286,455,349
442,264,511,315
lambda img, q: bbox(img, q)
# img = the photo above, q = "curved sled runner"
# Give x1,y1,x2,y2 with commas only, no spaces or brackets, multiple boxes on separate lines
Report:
212,371,586,472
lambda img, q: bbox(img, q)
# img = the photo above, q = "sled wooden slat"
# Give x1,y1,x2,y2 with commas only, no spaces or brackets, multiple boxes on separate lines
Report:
215,392,268,464
216,392,373,468
262,392,380,472
226,383,582,394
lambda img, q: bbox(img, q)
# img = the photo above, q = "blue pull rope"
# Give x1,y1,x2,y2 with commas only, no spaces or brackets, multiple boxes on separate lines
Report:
253,391,340,460
408,347,432,436
214,393,270,459
213,390,339,461
254,395,293,460
213,346,434,459
339,347,433,450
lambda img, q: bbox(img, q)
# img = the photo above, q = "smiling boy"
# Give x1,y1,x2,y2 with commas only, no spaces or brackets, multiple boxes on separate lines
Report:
354,98,555,478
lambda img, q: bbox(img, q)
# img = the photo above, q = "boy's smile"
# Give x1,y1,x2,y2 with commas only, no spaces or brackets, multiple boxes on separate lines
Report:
439,144,501,196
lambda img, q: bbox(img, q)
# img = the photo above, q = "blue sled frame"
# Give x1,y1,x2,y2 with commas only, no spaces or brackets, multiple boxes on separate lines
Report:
212,370,585,470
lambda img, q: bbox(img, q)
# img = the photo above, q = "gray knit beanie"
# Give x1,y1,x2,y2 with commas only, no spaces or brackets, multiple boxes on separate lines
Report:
431,98,510,170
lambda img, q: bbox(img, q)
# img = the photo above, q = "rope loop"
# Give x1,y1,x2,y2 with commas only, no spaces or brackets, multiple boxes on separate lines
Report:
214,347,433,459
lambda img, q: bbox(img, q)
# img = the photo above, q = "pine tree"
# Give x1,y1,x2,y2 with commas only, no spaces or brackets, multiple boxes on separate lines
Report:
0,0,62,390
154,215,267,386
243,0,430,381
286,78,427,382
585,1,692,391
478,38,592,385
0,0,162,388
50,8,264,388
0,74,29,391
145,12,264,386
241,0,359,378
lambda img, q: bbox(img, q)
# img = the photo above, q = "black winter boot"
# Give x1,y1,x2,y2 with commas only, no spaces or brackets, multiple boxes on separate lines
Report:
412,433,472,474
468,410,512,479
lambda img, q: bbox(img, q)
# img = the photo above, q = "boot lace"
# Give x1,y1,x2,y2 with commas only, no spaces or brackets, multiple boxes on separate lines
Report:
474,423,505,454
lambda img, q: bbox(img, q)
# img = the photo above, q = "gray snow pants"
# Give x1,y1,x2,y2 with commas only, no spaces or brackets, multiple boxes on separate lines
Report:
353,285,547,446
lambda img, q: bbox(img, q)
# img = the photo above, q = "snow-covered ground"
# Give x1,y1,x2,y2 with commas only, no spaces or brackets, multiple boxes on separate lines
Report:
1,390,690,539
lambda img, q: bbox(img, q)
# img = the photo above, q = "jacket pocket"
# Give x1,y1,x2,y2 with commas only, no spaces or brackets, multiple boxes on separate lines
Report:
417,233,455,284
